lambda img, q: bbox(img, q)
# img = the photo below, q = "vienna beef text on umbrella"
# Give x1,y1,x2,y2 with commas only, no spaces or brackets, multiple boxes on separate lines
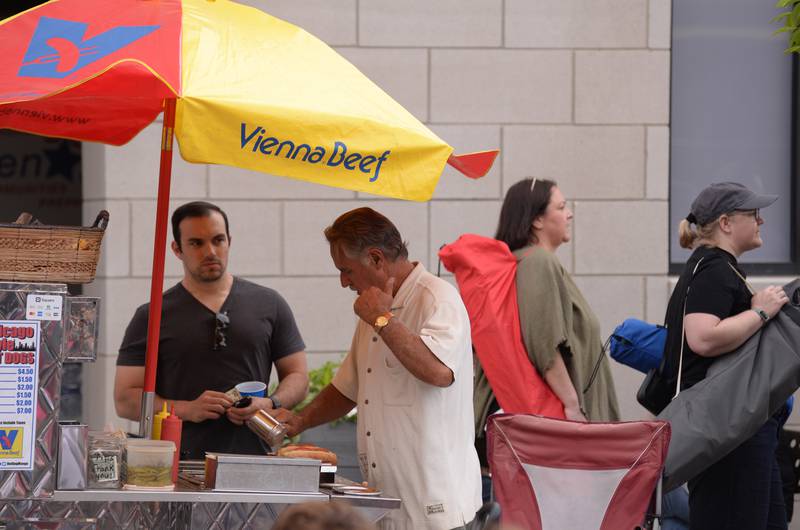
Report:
0,0,498,436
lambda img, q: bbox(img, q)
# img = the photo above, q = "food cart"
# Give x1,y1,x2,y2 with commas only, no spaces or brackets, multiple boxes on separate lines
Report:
0,219,399,529
0,279,399,529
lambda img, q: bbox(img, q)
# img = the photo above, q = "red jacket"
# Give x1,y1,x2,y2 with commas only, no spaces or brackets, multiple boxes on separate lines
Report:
439,234,564,418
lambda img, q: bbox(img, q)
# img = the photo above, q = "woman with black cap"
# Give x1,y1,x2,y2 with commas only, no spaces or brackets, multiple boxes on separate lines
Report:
666,182,789,529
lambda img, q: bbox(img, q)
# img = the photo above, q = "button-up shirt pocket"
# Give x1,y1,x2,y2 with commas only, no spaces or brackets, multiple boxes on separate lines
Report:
381,348,416,406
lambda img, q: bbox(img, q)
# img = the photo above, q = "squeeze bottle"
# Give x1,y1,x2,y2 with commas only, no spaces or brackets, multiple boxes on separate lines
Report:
152,402,169,440
160,405,183,483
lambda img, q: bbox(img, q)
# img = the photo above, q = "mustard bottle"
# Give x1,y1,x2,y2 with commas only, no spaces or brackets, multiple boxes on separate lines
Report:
152,402,170,440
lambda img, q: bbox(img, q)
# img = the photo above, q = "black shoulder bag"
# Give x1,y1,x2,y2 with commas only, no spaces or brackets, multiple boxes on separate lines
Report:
636,257,705,415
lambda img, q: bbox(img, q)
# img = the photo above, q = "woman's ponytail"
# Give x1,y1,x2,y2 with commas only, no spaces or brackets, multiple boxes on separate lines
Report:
678,218,698,249
679,217,716,249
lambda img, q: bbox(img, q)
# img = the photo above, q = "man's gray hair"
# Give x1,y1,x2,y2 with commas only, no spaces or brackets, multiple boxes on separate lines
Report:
324,207,408,261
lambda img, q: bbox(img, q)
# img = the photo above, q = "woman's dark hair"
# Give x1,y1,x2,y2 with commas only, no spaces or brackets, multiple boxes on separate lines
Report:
324,207,408,261
495,178,557,251
171,201,230,250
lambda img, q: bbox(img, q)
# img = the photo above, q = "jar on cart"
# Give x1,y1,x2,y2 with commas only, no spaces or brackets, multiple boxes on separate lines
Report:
87,431,123,489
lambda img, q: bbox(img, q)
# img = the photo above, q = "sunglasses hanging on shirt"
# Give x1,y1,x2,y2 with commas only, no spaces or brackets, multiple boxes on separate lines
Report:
213,310,230,350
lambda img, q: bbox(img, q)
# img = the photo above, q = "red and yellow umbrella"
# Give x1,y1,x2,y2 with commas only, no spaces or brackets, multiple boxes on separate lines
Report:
0,0,498,435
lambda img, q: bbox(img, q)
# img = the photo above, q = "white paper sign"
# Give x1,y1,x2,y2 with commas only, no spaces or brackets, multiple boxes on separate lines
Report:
25,294,63,321
89,452,119,482
0,321,40,471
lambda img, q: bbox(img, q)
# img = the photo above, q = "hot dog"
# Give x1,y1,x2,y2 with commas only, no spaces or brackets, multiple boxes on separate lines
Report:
277,444,337,465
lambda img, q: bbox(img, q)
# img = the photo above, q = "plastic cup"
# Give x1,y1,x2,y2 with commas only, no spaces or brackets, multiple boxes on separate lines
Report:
236,381,267,397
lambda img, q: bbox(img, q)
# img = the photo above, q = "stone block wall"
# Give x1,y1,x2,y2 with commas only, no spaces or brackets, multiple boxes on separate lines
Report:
81,0,800,443
78,0,673,429
78,1,800,523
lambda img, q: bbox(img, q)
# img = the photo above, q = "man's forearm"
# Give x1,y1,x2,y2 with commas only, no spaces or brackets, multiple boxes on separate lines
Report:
116,387,144,421
116,388,186,422
297,384,356,433
270,372,308,409
378,319,453,387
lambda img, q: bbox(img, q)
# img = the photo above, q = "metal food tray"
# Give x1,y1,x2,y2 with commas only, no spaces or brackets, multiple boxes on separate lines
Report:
208,453,321,493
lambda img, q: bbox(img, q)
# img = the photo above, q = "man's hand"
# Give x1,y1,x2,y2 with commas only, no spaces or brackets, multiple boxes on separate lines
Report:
225,396,274,426
179,391,233,423
271,408,306,437
354,277,394,325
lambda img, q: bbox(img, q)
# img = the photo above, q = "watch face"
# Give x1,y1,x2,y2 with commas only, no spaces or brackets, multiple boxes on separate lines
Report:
375,316,389,327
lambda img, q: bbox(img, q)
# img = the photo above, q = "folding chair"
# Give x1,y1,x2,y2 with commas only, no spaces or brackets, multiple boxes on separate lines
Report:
487,413,670,530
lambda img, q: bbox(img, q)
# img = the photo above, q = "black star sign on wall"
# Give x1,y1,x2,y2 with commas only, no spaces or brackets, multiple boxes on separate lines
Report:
43,140,80,182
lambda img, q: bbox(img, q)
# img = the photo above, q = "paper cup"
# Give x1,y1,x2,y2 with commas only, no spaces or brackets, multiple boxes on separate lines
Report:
236,381,267,397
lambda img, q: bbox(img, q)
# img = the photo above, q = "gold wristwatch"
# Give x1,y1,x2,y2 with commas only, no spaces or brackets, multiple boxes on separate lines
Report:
373,312,394,334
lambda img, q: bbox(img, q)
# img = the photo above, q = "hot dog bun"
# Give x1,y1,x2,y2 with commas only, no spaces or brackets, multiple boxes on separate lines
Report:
277,444,337,465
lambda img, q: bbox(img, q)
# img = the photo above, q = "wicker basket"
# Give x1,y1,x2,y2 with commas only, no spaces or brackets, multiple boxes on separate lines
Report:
0,211,110,284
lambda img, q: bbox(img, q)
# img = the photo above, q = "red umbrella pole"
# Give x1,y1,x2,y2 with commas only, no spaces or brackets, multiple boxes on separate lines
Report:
139,98,177,438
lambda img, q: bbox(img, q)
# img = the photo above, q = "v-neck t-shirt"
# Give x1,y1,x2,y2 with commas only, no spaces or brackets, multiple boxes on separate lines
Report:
117,277,305,459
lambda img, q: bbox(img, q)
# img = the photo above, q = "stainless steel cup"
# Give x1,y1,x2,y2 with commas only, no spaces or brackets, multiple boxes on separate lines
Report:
246,409,286,451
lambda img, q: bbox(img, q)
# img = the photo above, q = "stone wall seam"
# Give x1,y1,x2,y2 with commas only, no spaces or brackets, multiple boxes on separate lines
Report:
127,199,134,278
427,47,432,122
355,0,360,45
279,201,286,276
571,50,576,124
501,0,506,48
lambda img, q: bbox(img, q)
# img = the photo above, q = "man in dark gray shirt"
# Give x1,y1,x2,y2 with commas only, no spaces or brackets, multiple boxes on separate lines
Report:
114,201,308,459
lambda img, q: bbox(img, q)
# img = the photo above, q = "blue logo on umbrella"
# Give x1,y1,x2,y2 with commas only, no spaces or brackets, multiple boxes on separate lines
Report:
18,17,159,78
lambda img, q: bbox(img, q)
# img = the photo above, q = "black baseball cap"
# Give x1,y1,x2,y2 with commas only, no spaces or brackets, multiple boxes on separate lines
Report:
687,182,777,226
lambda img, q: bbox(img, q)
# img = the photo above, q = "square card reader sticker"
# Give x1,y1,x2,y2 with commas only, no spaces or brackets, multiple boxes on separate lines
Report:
26,294,63,321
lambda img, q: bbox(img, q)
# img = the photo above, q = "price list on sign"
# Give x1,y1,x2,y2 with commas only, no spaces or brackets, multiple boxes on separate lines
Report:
0,321,40,471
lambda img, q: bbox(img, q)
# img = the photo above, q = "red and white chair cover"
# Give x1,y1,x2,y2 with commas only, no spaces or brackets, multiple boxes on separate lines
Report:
488,414,670,530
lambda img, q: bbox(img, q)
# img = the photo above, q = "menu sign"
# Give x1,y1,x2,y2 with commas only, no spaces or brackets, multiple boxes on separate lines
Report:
0,321,39,470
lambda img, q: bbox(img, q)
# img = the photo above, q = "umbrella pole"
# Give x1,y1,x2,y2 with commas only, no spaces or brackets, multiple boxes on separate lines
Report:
139,98,177,438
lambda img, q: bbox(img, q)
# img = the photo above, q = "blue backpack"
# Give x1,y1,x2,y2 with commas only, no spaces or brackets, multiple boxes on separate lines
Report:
608,319,667,374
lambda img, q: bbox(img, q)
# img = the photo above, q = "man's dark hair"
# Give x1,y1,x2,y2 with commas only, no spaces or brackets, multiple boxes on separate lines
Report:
495,178,557,252
324,207,408,261
171,201,230,250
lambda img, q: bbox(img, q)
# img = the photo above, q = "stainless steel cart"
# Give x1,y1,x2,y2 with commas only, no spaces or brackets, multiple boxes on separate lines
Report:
0,281,399,529
0,486,400,529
